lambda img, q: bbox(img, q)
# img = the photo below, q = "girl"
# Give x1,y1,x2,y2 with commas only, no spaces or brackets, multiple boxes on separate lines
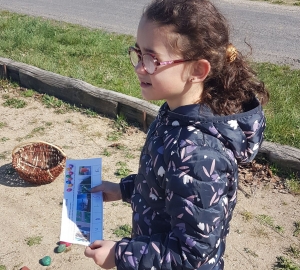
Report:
85,0,269,269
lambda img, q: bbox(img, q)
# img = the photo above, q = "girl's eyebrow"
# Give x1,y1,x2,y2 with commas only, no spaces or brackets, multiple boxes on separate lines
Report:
135,42,157,54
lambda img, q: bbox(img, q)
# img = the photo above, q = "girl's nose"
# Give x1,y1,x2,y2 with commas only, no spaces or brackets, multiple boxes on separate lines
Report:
135,61,147,74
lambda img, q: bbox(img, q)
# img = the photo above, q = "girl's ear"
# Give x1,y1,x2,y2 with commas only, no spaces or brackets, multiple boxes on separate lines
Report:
189,59,211,83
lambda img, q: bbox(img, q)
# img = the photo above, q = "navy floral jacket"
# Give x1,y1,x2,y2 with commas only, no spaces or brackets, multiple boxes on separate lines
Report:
115,98,266,270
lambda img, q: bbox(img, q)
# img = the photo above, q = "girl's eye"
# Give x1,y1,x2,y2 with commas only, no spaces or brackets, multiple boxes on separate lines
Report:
137,55,143,62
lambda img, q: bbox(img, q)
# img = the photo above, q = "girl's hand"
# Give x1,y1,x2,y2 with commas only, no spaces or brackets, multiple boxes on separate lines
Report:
91,181,122,202
84,240,117,269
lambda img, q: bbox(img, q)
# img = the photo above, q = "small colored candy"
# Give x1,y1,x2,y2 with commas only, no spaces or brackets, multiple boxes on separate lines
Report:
60,241,72,247
40,255,52,266
60,241,71,247
56,244,66,253
20,267,30,270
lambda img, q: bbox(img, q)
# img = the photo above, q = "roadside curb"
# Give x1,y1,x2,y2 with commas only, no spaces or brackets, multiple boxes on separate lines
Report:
1,57,299,171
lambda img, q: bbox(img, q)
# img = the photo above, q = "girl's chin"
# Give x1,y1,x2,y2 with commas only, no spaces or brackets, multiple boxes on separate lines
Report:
141,89,154,101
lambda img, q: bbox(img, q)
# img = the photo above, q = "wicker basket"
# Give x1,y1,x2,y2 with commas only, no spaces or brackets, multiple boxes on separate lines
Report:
12,141,67,185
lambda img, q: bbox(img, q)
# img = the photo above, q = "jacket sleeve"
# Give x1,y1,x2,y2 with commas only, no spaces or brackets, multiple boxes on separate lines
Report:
119,174,136,203
115,135,237,269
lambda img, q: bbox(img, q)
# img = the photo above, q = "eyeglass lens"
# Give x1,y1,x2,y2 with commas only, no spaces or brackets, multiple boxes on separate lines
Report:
129,50,140,67
129,50,156,74
143,54,156,74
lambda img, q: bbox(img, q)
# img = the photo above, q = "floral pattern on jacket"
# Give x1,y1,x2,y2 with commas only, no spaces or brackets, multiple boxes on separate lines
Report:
116,98,266,270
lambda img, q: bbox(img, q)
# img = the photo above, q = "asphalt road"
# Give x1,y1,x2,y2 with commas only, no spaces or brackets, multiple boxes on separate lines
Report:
0,0,299,68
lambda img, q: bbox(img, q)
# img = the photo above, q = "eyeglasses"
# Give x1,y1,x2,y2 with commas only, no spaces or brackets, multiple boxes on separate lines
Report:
128,46,194,75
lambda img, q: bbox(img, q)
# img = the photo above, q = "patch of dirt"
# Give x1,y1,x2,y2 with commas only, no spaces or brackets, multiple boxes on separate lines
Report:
0,82,299,270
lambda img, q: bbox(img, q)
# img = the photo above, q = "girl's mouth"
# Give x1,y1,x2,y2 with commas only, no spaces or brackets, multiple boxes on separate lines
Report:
140,81,152,87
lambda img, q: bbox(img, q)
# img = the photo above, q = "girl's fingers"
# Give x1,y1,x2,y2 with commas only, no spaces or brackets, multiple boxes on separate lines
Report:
90,181,110,193
84,246,94,258
90,185,103,193
88,240,103,249
84,240,103,257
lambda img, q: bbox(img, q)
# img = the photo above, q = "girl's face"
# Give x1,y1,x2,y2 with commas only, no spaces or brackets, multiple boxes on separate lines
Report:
135,17,202,110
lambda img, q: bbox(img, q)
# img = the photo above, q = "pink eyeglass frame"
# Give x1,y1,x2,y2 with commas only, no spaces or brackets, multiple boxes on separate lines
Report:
128,46,194,74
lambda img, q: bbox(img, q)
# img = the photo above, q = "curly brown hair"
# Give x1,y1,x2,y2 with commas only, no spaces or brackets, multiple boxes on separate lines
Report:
144,0,269,115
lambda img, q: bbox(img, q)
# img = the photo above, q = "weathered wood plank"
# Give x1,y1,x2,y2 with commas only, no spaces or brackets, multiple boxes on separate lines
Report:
260,141,300,171
0,63,7,79
0,58,20,82
19,67,119,118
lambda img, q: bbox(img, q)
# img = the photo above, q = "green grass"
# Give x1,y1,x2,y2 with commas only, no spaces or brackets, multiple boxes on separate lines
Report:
275,256,300,269
0,11,299,148
287,178,300,195
294,221,300,237
267,161,300,194
115,161,132,178
114,114,129,133
102,148,112,157
287,244,300,259
0,11,137,98
21,89,35,97
256,214,285,233
25,235,43,246
241,210,254,221
244,247,258,257
107,130,123,141
112,224,132,238
0,122,7,128
2,97,27,108
253,63,300,148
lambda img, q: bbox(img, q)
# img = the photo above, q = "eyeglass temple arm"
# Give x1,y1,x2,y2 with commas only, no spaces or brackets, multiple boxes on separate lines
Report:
157,59,189,66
